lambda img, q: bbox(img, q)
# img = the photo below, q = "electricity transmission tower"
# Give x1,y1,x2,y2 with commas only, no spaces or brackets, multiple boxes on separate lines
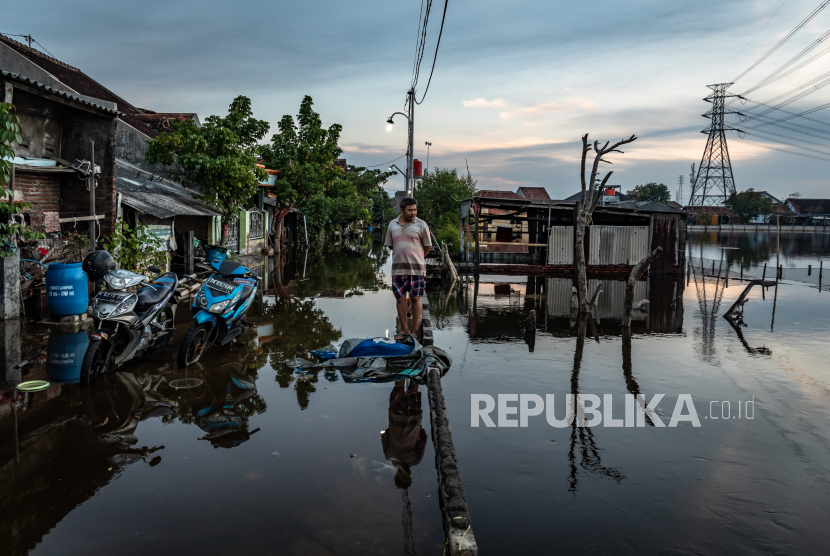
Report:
688,83,743,206
677,175,684,204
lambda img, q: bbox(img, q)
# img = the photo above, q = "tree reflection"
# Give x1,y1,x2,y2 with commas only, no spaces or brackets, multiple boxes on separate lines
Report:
259,298,340,410
288,243,390,298
568,313,626,494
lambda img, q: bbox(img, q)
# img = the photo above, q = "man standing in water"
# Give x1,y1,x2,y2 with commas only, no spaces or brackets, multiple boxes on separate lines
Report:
385,197,432,342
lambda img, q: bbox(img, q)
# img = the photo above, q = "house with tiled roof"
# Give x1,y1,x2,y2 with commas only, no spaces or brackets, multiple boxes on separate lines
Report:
1,34,271,263
516,186,550,200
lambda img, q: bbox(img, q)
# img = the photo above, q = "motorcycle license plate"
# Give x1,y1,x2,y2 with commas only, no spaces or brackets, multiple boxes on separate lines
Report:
97,291,129,304
207,277,236,295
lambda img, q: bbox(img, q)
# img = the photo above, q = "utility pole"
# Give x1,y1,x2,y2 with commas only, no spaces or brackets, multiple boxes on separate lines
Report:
386,88,416,197
407,89,414,196
425,141,432,174
688,83,742,206
26,35,32,49
88,141,96,251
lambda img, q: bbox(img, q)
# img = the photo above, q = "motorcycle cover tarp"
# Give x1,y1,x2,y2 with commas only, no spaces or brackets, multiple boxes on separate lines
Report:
320,336,452,382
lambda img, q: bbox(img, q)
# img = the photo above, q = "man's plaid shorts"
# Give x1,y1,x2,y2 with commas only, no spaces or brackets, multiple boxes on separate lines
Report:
392,275,425,299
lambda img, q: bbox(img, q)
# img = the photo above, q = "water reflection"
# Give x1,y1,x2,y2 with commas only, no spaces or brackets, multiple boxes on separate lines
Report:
689,230,830,267
567,313,626,494
454,275,683,339
0,370,172,555
381,380,427,489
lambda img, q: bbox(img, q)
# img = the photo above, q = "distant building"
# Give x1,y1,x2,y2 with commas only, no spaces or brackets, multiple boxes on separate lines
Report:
786,198,830,223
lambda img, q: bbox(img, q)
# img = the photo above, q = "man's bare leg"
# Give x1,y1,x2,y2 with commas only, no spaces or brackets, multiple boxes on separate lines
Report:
409,295,423,337
396,295,411,334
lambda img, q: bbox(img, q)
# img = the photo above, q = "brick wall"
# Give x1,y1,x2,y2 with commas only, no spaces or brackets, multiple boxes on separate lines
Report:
13,170,63,213
60,175,117,236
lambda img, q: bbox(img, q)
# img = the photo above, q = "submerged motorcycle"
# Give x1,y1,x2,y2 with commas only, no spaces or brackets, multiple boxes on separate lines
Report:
177,258,259,367
80,250,179,384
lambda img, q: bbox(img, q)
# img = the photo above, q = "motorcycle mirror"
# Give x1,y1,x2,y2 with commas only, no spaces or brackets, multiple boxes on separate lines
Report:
148,456,162,467
148,265,161,274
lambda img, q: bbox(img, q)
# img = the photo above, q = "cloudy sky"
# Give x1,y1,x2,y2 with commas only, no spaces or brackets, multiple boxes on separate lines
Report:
5,0,830,200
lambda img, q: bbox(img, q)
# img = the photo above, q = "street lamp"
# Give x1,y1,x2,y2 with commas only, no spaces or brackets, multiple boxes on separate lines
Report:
424,141,432,174
386,89,415,196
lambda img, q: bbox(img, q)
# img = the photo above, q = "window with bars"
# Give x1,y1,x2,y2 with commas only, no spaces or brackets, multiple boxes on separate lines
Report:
249,211,265,239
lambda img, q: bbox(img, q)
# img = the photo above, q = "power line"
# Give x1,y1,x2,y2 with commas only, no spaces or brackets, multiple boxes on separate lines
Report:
737,75,830,123
31,38,55,59
740,126,830,149
737,128,830,156
739,42,830,95
744,29,830,93
716,0,789,78
365,154,405,168
731,136,830,162
748,99,830,128
744,69,830,108
410,0,426,86
740,109,830,140
733,0,830,82
415,0,449,104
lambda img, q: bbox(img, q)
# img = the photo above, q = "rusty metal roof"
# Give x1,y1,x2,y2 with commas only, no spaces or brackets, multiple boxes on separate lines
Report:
1,70,120,115
115,159,222,219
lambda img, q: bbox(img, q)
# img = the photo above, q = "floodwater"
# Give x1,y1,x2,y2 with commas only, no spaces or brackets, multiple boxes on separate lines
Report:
689,229,830,268
2,232,830,555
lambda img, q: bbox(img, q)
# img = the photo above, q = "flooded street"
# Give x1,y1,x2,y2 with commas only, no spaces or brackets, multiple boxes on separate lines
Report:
3,233,830,555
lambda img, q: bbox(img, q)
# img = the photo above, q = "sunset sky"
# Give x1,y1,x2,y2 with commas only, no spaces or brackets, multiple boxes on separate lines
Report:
6,0,830,200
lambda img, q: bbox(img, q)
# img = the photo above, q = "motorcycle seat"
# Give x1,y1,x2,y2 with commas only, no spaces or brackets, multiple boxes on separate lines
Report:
137,285,170,306
216,260,249,277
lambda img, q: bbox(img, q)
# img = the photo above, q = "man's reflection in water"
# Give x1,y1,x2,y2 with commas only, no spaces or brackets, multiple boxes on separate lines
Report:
381,380,427,489
381,380,427,556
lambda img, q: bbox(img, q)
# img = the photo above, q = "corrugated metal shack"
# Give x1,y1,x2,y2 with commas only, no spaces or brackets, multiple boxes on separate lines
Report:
456,195,687,278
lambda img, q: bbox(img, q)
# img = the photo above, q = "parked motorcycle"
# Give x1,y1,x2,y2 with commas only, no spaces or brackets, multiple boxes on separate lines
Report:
80,250,179,384
177,258,259,367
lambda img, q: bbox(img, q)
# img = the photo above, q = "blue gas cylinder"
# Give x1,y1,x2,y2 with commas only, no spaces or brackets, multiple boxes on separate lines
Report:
45,263,89,316
46,331,90,384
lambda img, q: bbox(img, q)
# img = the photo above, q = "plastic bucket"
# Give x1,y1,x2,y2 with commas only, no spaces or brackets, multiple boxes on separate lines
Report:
204,245,228,264
45,262,89,316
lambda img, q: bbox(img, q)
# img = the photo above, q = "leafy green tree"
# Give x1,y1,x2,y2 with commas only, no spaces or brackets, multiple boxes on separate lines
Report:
341,164,396,225
342,164,395,199
1,103,45,256
145,96,268,246
411,167,476,251
727,188,774,224
625,182,672,204
259,96,344,249
100,218,168,272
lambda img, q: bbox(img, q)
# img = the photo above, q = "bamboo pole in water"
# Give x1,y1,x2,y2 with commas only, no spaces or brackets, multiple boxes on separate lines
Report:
776,214,780,279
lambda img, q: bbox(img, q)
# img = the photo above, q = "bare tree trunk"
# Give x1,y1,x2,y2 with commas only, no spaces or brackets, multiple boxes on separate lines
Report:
622,247,662,327
574,133,637,313
273,217,283,258
574,203,590,312
220,222,229,247
589,281,603,308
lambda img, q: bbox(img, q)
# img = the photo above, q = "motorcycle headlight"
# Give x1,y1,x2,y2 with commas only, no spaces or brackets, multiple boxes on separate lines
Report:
198,292,208,308
111,294,138,316
208,299,231,314
108,275,127,289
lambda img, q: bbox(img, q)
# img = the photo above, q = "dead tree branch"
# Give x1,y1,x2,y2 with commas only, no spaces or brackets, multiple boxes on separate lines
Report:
622,247,662,327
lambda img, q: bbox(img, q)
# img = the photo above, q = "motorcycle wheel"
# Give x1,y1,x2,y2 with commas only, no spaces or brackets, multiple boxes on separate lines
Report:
150,307,175,349
178,323,211,367
80,340,108,385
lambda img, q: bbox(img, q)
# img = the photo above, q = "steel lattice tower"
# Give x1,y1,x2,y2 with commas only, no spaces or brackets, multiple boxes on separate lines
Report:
688,83,742,206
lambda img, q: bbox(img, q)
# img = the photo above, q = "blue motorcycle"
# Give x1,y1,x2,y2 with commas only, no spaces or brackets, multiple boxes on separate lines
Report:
177,259,259,367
